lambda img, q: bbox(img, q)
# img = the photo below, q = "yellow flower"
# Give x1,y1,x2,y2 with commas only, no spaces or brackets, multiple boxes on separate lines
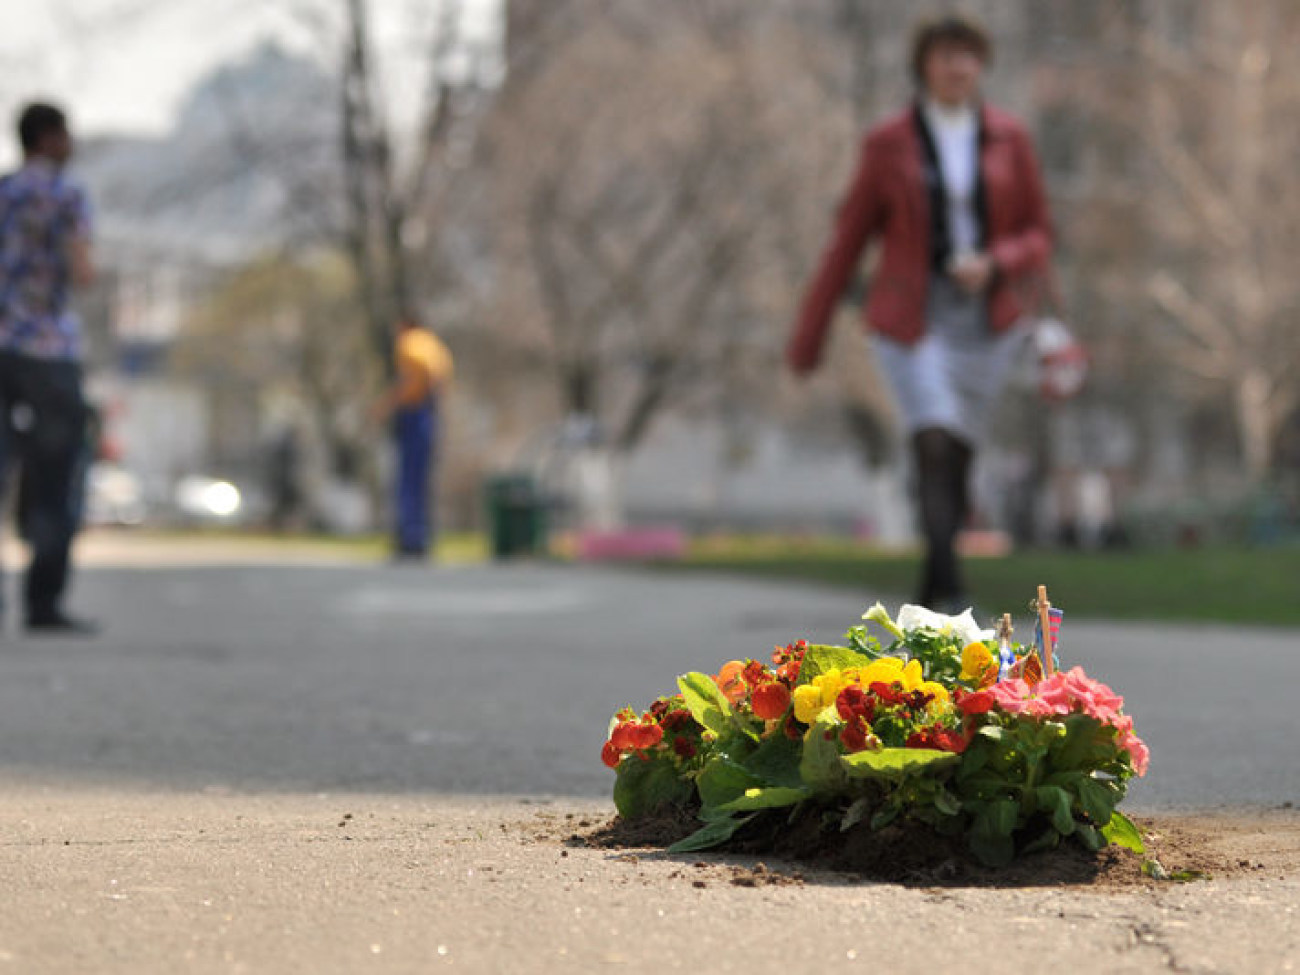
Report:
900,658,924,691
859,657,904,686
919,681,950,705
816,669,850,708
960,642,997,685
792,684,825,723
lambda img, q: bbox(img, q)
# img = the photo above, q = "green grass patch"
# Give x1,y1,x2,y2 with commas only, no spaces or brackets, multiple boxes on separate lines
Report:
94,529,489,565
666,538,1300,626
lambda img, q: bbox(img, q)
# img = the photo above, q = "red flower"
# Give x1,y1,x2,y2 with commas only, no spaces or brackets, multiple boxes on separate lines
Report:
955,688,996,715
627,722,663,750
782,712,802,740
932,728,968,753
772,640,807,684
905,729,933,749
905,690,934,710
835,685,874,722
660,709,693,732
672,736,696,759
841,715,875,753
752,681,792,720
742,660,770,689
869,681,904,705
610,722,638,751
601,740,622,768
905,726,968,754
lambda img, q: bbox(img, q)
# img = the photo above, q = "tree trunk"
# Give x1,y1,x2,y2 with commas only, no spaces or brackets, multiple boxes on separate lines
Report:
1235,366,1275,480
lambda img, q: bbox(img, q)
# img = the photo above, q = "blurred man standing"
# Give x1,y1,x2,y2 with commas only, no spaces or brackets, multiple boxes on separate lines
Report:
0,103,96,633
374,318,453,561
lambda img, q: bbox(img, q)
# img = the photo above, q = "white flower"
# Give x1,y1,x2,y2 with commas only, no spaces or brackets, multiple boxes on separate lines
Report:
895,604,993,646
862,602,904,641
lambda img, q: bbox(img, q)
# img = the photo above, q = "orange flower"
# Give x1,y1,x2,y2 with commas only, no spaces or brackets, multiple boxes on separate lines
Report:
601,740,622,768
751,681,792,720
715,660,748,704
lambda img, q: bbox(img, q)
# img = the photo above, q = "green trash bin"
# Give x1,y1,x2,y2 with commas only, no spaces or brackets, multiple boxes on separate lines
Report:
484,473,547,560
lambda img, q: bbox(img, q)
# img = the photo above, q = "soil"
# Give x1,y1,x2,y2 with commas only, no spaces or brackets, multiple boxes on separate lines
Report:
561,806,1300,891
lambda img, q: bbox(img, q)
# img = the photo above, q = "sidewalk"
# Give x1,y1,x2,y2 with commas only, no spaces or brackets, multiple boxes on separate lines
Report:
0,788,1295,974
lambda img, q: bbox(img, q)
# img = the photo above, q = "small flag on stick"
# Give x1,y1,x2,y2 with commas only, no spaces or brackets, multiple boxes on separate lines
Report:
1034,585,1061,677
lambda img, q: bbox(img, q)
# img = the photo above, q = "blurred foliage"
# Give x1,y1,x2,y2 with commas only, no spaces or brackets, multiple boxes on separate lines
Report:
663,536,1300,625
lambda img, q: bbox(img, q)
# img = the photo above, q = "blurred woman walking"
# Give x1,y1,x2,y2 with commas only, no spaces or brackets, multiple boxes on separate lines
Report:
787,15,1054,611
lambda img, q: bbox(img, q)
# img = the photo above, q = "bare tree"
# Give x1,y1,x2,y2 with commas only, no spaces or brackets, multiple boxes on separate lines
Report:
1089,1,1300,478
340,0,487,369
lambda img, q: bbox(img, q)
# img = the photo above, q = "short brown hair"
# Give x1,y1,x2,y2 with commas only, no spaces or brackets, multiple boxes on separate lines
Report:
910,14,991,85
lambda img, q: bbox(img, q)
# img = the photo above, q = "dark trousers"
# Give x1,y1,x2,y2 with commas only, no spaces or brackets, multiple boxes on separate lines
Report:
0,352,87,619
393,398,437,556
913,427,973,608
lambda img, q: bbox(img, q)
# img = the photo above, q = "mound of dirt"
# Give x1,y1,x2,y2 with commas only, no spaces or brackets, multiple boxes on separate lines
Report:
568,808,1300,889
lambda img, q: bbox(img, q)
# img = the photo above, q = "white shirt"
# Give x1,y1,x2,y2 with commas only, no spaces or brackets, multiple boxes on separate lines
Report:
922,99,981,256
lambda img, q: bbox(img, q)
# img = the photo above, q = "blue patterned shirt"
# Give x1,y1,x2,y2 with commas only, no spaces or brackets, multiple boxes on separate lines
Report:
0,160,93,360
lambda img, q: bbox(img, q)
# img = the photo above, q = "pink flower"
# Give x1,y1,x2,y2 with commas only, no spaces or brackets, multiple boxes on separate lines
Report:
1119,730,1149,776
1062,667,1125,722
1111,714,1149,776
1024,695,1063,718
987,679,1032,714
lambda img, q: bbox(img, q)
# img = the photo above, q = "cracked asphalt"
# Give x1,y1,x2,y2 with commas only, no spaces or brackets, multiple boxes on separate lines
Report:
0,547,1295,972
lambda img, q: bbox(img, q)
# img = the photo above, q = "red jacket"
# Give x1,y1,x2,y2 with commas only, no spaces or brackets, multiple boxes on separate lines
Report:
787,103,1052,371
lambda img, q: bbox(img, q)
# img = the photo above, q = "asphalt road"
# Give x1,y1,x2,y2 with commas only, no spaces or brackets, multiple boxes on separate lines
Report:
0,561,1296,809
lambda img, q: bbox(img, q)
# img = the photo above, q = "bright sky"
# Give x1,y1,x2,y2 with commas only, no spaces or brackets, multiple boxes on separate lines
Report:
0,0,502,166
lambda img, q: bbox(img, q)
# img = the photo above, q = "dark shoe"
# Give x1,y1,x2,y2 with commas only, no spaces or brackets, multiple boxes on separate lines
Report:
26,612,100,636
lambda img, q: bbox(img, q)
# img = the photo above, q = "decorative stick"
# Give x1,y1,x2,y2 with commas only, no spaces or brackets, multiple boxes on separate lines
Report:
1036,585,1057,677
996,613,1016,681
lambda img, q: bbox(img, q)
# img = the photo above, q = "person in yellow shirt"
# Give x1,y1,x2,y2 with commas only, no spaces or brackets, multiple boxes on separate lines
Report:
374,319,453,560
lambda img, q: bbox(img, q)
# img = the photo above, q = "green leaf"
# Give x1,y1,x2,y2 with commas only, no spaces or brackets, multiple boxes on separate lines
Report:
1101,810,1147,854
667,813,757,854
613,756,693,819
981,798,1019,837
696,757,762,811
870,805,900,830
797,645,873,685
1050,714,1105,768
715,786,809,814
1075,823,1104,852
1022,828,1062,855
677,672,733,736
841,797,870,832
840,747,959,783
1036,786,1076,836
956,740,991,778
1076,776,1121,826
742,732,803,789
844,626,884,659
1142,858,1210,883
799,712,846,792
933,788,963,817
956,773,1015,802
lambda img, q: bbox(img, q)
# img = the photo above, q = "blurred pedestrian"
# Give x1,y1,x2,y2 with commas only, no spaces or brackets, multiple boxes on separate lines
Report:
0,102,97,633
786,15,1054,612
372,318,453,561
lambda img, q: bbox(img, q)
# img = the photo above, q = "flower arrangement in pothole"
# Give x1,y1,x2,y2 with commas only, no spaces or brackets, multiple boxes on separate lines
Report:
602,587,1147,866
